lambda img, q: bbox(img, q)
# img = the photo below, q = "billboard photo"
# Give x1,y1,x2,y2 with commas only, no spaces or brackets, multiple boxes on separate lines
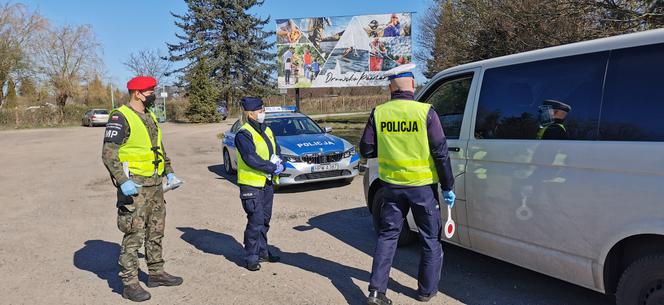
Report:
276,12,412,89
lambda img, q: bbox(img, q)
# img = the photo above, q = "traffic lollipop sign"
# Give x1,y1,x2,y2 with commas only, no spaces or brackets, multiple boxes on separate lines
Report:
444,205,456,239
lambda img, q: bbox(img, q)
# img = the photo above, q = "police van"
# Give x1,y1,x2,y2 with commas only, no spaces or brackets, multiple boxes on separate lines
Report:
363,28,664,304
222,107,360,186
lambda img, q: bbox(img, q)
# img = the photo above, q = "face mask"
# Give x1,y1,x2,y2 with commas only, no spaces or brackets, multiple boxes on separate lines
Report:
256,112,266,124
538,105,553,125
141,92,156,108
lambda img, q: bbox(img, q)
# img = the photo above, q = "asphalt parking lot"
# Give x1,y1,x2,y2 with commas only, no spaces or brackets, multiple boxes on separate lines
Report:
0,122,613,304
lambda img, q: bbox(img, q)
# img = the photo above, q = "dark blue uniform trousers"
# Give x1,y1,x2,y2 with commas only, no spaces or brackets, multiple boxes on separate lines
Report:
239,184,274,265
369,184,443,296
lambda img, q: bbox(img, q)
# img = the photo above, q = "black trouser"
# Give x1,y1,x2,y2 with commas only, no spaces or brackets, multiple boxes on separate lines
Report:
239,184,274,265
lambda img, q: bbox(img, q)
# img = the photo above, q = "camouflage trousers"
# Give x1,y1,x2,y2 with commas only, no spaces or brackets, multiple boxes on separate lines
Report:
116,185,166,285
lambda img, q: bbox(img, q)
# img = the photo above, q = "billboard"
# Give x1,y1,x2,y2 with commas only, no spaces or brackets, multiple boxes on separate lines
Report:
276,12,412,89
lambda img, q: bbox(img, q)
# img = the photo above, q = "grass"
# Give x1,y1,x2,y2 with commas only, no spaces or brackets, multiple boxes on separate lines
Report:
314,113,369,148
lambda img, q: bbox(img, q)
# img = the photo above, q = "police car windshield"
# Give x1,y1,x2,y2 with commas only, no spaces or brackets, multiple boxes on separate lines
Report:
266,117,323,136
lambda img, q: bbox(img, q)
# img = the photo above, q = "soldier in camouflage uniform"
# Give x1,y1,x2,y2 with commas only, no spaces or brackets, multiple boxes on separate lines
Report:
102,76,182,302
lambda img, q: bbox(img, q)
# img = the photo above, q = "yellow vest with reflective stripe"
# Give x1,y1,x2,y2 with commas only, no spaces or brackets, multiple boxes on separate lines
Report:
536,122,567,140
237,123,279,187
374,100,438,186
114,105,165,177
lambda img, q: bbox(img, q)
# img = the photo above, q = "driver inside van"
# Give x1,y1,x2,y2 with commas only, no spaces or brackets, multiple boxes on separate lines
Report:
537,99,572,140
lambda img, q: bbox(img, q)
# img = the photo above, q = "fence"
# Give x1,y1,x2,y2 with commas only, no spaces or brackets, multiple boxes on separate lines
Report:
0,104,93,129
227,94,389,117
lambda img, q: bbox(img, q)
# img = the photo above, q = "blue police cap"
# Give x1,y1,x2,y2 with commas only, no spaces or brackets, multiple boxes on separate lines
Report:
241,97,264,111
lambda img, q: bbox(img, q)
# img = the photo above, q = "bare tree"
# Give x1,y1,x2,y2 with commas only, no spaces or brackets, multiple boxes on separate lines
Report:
35,24,102,109
0,3,46,108
415,1,442,78
123,48,172,84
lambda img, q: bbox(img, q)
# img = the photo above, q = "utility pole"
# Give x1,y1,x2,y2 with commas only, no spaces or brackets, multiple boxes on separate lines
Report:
110,83,115,109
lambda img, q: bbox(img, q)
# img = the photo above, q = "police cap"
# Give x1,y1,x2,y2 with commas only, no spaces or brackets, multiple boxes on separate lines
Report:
543,99,572,112
241,97,264,111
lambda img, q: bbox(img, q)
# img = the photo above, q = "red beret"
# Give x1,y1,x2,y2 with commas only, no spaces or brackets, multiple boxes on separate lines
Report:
127,76,157,91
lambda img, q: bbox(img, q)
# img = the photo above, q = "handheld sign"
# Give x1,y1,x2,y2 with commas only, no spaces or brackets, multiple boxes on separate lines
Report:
444,205,456,239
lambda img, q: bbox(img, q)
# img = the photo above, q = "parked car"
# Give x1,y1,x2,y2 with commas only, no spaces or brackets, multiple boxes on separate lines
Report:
81,109,109,127
221,107,360,186
363,28,664,304
217,105,228,120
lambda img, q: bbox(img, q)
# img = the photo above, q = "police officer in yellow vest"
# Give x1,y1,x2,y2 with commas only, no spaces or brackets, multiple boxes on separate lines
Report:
234,97,284,271
102,76,182,302
360,64,456,305
537,99,571,140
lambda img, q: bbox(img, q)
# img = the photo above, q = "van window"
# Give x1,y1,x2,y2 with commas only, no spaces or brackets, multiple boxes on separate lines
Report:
599,43,664,141
422,75,473,139
475,52,608,140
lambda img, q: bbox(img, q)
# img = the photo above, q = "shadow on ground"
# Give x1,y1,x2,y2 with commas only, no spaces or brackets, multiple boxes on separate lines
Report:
176,227,412,305
207,164,238,186
298,207,613,305
73,240,148,295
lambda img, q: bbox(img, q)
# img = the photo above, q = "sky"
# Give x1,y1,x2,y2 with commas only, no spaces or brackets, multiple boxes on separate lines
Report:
20,0,434,87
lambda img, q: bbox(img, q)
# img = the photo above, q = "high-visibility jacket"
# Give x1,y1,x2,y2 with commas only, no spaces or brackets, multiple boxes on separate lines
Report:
114,105,164,177
237,123,278,187
374,100,438,186
536,122,567,140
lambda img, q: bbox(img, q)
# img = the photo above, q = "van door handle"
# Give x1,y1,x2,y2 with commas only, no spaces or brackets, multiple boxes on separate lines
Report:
448,147,461,152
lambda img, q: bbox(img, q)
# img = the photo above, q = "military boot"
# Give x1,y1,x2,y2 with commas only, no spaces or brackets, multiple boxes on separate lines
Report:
367,290,392,305
147,271,183,287
122,283,151,302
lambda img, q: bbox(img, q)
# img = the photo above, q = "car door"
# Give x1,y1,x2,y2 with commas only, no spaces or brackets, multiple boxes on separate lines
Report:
224,120,241,167
416,68,480,246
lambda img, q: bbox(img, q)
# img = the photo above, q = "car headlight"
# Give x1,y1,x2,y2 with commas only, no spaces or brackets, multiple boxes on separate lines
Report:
343,147,356,158
281,154,301,163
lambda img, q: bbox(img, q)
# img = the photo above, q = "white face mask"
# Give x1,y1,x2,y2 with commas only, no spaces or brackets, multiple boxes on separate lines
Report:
256,112,266,123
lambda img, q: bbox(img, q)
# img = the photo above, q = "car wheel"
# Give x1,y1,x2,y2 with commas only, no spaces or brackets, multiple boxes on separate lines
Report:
370,187,417,247
223,149,236,174
344,177,354,185
616,255,664,305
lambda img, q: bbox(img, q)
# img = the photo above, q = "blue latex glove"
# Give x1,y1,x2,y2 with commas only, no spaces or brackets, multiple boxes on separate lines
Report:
273,163,284,175
167,173,176,185
120,180,142,197
443,190,456,208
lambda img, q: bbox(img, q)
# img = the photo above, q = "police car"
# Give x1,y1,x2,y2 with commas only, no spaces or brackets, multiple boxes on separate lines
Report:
221,107,360,186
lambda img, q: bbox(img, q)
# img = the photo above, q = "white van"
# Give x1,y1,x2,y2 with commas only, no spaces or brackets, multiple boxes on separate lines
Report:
363,28,664,305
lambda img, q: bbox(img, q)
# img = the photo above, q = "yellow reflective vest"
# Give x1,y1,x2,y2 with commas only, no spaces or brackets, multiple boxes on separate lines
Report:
237,123,278,187
114,105,165,177
374,99,438,186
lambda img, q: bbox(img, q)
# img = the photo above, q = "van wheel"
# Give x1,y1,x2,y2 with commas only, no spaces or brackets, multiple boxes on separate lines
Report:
370,187,417,247
223,149,235,174
616,255,664,305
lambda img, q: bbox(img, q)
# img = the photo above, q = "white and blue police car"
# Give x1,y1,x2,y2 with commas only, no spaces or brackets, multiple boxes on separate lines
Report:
221,107,360,186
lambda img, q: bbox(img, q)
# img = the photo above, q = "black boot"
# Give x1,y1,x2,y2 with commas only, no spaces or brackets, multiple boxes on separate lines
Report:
147,271,183,287
246,262,261,271
416,291,437,302
122,283,151,302
259,253,280,263
367,290,392,305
